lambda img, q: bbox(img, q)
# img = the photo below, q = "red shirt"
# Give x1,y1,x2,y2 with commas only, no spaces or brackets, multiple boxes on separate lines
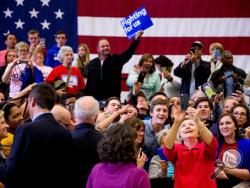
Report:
46,65,85,94
218,142,238,161
163,137,218,188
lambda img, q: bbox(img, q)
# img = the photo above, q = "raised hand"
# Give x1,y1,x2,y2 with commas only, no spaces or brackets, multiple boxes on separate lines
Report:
134,30,144,40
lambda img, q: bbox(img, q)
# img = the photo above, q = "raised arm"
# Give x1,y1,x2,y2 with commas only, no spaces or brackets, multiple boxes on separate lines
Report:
2,60,18,84
164,106,185,149
186,107,213,145
95,105,129,133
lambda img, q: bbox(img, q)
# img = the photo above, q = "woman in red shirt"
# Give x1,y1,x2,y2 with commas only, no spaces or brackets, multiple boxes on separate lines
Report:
163,106,218,188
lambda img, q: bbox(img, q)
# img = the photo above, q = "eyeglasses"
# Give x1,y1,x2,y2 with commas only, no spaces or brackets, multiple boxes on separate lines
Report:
233,112,246,117
56,36,66,39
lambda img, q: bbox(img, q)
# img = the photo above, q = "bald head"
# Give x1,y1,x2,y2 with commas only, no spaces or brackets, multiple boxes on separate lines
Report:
74,96,99,124
51,105,73,129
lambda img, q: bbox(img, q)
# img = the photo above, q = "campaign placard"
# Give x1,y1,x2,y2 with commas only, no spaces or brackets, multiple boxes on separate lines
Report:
121,6,153,39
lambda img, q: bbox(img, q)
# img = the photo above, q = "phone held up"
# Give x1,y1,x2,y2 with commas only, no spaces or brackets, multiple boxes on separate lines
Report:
213,49,220,59
180,93,189,111
137,71,146,84
201,81,216,100
189,47,196,55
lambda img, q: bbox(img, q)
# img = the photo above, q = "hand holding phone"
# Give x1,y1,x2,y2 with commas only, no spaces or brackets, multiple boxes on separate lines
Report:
39,38,46,47
180,94,189,111
137,71,146,84
213,49,220,59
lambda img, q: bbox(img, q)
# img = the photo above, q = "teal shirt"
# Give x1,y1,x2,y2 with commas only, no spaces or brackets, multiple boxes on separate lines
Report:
126,70,161,100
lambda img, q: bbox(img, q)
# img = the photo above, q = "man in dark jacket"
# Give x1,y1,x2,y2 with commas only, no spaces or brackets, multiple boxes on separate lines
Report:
0,83,79,188
71,96,103,188
86,31,143,100
210,50,246,97
174,41,211,97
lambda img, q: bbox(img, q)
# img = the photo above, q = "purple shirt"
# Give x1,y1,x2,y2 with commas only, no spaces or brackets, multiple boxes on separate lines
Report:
86,162,150,188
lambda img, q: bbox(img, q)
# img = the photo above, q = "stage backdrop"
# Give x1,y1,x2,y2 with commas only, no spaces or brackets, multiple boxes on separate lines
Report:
1,0,250,76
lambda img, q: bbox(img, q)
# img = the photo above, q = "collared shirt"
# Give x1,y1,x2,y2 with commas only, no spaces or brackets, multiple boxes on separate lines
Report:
189,63,197,96
143,119,170,170
163,137,218,188
32,112,51,122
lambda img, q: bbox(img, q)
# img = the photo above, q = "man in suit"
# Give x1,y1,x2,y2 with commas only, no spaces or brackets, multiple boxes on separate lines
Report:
71,96,103,187
0,83,79,188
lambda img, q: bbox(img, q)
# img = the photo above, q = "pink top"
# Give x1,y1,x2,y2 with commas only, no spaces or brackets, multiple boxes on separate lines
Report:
86,163,150,188
0,49,7,67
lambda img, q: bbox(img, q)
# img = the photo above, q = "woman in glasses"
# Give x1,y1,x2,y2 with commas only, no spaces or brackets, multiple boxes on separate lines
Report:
231,104,250,137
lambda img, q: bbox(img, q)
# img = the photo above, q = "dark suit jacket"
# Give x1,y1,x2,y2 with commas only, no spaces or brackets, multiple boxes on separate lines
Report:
0,113,79,188
174,59,211,96
71,123,103,188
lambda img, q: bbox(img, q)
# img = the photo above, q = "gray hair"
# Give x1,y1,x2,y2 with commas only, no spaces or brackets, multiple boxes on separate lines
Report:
57,46,73,62
156,129,169,145
74,96,99,121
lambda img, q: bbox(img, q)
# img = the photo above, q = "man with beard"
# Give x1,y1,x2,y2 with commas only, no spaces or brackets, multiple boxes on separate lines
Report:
86,31,143,100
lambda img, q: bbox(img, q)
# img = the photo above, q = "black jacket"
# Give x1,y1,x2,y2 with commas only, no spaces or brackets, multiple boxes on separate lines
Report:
0,113,80,188
174,59,211,96
86,39,140,100
210,64,246,95
71,123,103,188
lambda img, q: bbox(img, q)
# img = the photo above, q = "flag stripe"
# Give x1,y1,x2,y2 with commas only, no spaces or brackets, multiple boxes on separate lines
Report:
78,36,250,55
78,0,250,18
78,17,250,37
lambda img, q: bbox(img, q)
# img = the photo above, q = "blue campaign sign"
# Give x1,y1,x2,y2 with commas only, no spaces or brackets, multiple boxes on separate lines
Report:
120,6,153,39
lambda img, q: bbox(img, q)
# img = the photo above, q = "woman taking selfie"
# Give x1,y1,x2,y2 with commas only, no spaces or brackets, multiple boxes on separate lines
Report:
163,106,218,188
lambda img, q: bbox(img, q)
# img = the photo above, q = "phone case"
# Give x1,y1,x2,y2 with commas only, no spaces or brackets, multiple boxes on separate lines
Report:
180,94,189,111
137,71,146,83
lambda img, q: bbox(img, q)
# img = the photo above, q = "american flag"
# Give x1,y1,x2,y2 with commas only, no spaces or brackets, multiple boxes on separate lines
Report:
0,0,77,51
1,0,250,74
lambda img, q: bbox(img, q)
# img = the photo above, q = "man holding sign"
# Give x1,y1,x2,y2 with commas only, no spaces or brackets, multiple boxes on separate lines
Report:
86,31,143,101
121,6,153,39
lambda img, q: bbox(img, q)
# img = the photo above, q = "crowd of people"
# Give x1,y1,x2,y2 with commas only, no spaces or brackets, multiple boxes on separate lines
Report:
0,29,249,188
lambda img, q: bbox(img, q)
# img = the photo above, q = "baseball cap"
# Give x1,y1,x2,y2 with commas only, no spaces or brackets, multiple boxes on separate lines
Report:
191,41,203,49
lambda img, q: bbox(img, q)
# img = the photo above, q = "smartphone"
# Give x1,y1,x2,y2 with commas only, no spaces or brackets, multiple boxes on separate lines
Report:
180,93,189,111
39,38,46,46
137,71,146,83
201,82,216,99
189,47,196,54
157,147,167,161
213,49,220,59
239,128,246,136
19,60,28,64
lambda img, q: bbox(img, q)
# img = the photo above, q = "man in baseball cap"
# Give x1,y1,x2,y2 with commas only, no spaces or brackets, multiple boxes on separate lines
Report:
191,41,204,49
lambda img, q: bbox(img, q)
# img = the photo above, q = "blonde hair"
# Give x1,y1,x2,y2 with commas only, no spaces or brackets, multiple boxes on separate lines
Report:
77,43,90,69
0,110,4,119
244,72,250,88
15,41,29,52
157,129,169,145
209,42,224,54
